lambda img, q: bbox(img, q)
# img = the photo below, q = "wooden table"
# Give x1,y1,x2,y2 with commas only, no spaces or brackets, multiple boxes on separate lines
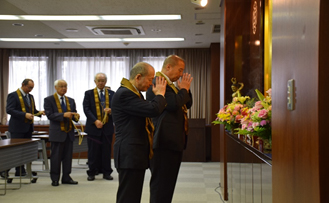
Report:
0,139,39,195
32,131,48,135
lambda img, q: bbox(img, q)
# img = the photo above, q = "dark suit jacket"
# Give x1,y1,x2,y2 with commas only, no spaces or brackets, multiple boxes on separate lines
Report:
44,95,77,142
146,78,193,151
83,89,115,140
111,86,167,170
6,90,40,134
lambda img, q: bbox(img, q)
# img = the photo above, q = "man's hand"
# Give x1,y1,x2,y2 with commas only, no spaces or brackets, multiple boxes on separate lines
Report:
25,113,34,120
39,110,45,115
177,73,193,91
104,108,112,115
152,76,167,96
64,112,77,119
74,113,80,121
95,120,103,128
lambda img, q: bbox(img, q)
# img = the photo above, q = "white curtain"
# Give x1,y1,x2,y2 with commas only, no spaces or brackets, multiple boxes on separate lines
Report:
7,48,212,124
57,56,130,122
8,56,49,124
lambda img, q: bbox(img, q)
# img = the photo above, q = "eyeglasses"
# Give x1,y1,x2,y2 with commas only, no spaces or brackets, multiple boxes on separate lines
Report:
57,85,67,88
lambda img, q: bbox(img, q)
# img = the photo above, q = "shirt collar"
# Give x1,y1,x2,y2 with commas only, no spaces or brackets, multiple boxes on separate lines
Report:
56,93,65,100
19,88,27,96
161,72,173,84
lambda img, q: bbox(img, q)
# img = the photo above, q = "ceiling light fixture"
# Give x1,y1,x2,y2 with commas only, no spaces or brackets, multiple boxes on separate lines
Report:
0,15,181,21
66,29,79,32
12,23,24,26
0,38,184,42
191,0,208,7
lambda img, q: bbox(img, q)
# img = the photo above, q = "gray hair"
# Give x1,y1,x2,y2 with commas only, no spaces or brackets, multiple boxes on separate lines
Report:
54,79,67,87
94,72,107,81
130,62,153,80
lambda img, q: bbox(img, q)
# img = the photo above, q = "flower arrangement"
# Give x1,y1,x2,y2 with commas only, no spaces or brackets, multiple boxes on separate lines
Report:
236,89,272,146
212,96,251,133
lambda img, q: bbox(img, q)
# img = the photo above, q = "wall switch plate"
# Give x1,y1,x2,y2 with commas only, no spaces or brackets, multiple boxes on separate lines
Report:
287,79,295,110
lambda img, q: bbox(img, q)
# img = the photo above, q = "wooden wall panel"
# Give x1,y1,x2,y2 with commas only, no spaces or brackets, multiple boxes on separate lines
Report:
271,0,327,202
210,43,221,162
318,1,329,202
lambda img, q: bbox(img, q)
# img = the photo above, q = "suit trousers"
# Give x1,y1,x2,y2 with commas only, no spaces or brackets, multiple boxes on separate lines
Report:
87,132,113,176
116,168,145,203
50,135,73,182
150,148,183,203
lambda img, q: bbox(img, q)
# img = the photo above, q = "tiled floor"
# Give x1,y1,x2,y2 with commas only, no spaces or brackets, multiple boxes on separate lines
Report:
0,159,226,203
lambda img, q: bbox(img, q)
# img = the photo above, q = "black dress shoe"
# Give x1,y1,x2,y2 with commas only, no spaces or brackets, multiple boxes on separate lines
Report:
52,181,59,186
87,176,95,181
15,172,27,177
103,175,113,180
62,180,78,185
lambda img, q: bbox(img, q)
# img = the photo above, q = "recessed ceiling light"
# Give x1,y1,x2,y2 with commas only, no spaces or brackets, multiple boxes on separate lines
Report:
66,29,79,32
12,23,24,26
195,42,203,44
196,21,205,25
195,33,203,36
35,34,44,37
151,29,161,32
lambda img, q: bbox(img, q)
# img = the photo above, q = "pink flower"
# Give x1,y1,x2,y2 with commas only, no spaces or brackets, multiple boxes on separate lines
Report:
241,124,247,130
258,109,268,119
234,104,243,111
254,101,263,110
240,117,249,125
260,120,267,126
232,110,239,116
252,122,259,128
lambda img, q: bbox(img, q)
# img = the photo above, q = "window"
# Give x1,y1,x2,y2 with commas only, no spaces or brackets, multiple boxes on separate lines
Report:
8,54,170,124
8,56,48,123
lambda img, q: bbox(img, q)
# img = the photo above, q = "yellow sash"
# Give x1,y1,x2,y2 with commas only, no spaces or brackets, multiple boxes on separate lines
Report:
120,78,155,159
155,72,189,135
93,88,110,124
16,89,34,123
53,93,72,133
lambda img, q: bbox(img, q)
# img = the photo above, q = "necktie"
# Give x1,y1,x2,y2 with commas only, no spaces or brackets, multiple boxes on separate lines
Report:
100,90,105,102
25,94,30,106
100,89,105,107
60,96,67,112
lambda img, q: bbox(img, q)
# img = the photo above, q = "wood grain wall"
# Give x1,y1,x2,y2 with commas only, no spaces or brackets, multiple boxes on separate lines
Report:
272,0,329,202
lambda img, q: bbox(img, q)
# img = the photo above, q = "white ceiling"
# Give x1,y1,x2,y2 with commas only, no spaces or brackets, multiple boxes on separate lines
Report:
0,0,221,49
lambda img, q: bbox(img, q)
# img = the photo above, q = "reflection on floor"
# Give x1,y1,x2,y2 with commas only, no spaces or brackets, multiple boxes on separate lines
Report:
0,159,225,203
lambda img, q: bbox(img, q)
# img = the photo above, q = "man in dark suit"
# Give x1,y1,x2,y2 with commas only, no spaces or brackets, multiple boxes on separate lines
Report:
111,62,167,203
44,79,80,187
83,72,115,181
5,78,44,176
146,55,193,203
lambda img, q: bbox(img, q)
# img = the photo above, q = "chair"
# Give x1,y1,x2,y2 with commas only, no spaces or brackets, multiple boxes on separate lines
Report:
4,131,11,139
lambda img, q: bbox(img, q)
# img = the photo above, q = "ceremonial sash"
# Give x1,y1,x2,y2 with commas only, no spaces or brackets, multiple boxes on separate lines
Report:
53,94,72,133
16,89,34,123
93,88,110,124
120,78,155,159
155,72,189,136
